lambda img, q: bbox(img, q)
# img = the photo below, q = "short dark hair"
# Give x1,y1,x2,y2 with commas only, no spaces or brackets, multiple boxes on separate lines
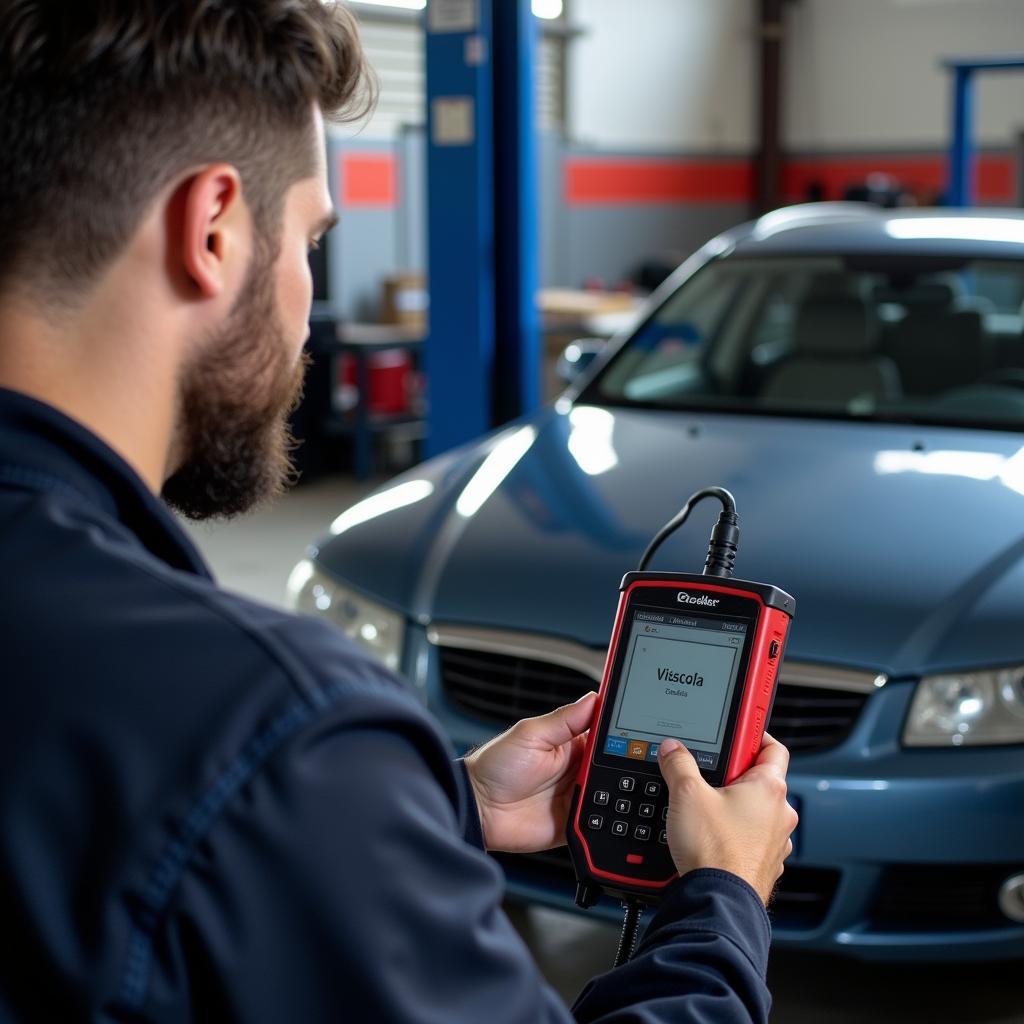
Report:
0,0,373,302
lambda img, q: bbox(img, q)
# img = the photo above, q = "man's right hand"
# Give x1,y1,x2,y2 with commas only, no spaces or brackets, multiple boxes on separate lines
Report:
658,733,798,905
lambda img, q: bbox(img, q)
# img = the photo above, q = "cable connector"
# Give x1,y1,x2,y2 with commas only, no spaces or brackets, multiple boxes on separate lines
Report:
703,508,740,578
638,486,739,577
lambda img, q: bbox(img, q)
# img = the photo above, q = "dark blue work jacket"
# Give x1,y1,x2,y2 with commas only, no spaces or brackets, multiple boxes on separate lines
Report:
0,387,772,1023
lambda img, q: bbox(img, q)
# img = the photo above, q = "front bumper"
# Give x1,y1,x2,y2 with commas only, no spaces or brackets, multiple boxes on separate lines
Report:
405,623,1024,962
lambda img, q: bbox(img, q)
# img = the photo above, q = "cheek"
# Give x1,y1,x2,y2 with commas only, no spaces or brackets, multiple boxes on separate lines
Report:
275,244,314,351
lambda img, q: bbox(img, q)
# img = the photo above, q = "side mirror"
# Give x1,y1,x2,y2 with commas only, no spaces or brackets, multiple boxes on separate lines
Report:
557,339,605,385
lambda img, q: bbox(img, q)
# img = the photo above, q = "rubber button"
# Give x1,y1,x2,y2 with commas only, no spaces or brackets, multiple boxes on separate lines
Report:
626,853,644,865
769,640,780,659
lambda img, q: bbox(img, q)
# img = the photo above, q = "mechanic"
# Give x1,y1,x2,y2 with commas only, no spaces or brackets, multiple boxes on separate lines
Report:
0,2,798,1021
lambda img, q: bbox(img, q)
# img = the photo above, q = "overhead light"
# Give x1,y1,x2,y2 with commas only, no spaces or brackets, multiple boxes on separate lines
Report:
532,0,564,18
351,0,562,14
351,0,426,10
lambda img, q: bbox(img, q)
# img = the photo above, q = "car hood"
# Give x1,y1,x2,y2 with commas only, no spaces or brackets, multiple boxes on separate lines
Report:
314,406,1024,676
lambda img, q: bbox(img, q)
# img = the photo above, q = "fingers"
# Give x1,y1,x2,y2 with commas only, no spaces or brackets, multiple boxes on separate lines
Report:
657,738,705,791
751,732,790,779
516,691,598,747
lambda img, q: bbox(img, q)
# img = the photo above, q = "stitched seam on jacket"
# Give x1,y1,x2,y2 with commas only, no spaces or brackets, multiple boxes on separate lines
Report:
118,685,332,1007
2,465,435,1008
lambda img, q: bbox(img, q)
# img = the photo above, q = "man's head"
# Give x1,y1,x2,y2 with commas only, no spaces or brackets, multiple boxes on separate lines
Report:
0,1,371,518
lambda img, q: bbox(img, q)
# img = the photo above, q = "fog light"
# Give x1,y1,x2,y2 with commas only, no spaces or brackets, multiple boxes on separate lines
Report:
997,873,1024,923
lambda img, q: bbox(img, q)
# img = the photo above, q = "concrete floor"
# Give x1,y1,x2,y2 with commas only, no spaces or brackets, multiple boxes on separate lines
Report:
184,477,1024,1024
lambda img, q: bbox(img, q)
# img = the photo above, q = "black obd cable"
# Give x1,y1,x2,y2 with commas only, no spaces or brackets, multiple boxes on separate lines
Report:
612,487,741,968
637,486,739,576
613,899,643,968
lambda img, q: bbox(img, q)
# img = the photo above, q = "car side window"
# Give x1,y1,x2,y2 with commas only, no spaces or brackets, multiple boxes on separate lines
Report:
597,267,741,403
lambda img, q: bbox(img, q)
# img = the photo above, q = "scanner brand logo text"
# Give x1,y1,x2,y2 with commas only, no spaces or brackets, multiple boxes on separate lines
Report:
677,593,720,607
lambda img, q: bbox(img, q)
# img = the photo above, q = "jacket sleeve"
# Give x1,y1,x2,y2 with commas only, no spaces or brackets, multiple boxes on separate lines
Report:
143,703,770,1024
453,756,487,851
572,871,772,1023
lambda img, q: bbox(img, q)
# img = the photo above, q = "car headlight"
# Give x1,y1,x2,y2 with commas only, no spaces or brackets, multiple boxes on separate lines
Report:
285,559,405,672
904,668,1024,747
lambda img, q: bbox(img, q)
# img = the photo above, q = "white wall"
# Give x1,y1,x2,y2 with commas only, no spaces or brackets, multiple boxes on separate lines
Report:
566,0,1024,154
784,0,1024,150
567,0,756,151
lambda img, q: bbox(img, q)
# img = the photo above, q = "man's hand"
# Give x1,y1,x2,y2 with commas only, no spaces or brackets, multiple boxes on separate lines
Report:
658,733,798,905
463,692,598,854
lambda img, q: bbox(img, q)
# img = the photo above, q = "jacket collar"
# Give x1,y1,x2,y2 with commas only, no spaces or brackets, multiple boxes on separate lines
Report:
0,387,213,579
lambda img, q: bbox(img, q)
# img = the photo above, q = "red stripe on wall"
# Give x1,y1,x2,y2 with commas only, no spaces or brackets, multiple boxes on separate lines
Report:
565,158,754,205
784,156,943,203
565,153,1016,206
784,154,1015,204
341,153,397,208
975,155,1013,203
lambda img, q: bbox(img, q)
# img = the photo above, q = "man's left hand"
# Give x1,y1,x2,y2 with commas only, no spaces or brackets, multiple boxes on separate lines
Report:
463,692,598,854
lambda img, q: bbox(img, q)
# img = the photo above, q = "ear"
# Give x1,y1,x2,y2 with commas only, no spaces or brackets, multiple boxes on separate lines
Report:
179,164,246,299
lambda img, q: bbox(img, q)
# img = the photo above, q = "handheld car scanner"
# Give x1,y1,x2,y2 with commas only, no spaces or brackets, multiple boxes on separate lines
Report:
565,488,795,944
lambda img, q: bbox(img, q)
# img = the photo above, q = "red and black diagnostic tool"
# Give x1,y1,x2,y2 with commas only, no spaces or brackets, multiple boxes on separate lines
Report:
565,488,795,965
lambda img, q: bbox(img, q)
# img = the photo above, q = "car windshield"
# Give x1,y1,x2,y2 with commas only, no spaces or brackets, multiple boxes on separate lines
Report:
587,255,1024,430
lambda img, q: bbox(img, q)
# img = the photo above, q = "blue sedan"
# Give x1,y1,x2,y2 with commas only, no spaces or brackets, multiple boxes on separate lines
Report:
287,203,1024,962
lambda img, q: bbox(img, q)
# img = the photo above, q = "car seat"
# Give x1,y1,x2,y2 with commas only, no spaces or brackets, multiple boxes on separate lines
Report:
880,283,985,396
759,294,901,405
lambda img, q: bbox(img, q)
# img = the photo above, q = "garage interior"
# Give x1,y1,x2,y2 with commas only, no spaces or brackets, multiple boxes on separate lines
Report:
12,0,1022,1017
163,1,1024,1017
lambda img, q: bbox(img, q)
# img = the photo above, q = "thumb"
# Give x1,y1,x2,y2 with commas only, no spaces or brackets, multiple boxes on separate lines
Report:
658,738,705,791
517,691,598,747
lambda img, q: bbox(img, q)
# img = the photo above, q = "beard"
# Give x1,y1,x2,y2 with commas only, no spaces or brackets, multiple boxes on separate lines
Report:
161,245,309,522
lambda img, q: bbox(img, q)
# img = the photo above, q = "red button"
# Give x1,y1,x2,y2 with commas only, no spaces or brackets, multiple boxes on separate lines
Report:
626,853,644,865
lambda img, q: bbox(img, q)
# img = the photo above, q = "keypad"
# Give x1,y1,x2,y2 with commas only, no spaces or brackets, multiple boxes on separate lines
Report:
587,773,670,849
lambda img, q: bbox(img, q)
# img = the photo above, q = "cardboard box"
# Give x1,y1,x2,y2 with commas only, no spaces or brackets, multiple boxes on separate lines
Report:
381,272,428,331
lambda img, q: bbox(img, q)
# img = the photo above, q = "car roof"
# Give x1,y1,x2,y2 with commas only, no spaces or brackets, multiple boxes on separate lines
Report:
724,203,1024,260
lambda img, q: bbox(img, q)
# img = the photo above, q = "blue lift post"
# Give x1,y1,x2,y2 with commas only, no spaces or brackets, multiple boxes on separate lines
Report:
492,0,541,426
945,55,1024,207
424,1,496,457
425,0,541,457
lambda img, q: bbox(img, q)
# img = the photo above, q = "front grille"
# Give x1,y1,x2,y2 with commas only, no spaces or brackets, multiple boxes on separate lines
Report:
766,684,868,753
440,647,594,723
870,864,1022,931
497,849,839,931
439,647,868,755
